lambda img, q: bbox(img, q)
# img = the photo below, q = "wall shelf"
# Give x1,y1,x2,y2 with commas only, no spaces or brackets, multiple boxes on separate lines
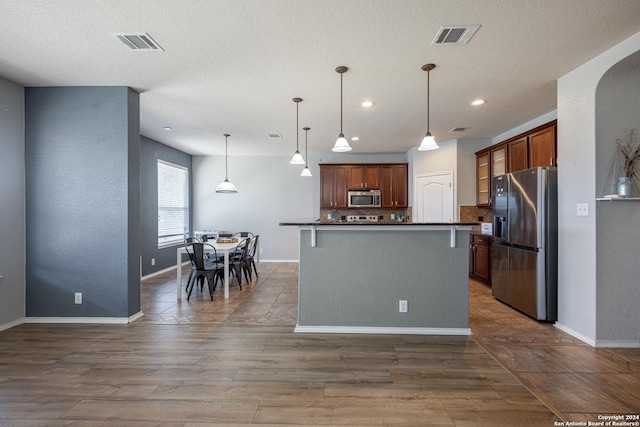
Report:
596,195,640,201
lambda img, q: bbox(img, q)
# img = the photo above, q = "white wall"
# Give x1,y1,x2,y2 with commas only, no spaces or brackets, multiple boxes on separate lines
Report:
0,78,25,329
409,138,490,218
193,155,316,261
556,31,640,346
192,152,408,261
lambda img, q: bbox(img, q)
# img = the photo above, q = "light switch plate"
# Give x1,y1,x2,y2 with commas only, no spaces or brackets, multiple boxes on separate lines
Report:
577,203,589,217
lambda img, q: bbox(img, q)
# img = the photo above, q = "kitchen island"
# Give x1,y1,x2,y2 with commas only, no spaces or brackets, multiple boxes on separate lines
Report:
279,220,476,335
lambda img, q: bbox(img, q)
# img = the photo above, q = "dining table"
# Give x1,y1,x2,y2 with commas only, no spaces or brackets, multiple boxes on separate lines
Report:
176,240,239,300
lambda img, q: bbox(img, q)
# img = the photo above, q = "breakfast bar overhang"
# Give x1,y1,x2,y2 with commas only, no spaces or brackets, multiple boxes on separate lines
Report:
279,221,477,335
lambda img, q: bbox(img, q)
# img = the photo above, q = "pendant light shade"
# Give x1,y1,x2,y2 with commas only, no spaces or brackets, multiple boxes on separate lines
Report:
290,97,305,164
215,134,238,193
301,127,312,177
418,63,439,151
332,66,352,152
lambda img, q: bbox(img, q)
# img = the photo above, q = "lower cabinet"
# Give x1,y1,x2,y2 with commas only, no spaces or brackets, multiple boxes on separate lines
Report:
469,234,492,285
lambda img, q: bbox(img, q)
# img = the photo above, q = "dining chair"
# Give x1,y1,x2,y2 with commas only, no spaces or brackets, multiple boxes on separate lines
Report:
184,242,224,300
229,238,250,289
245,235,259,280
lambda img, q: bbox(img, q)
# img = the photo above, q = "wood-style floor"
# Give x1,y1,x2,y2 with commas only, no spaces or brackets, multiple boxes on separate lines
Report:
0,262,638,426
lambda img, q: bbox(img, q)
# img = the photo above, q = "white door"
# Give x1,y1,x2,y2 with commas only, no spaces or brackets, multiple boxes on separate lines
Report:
415,172,454,223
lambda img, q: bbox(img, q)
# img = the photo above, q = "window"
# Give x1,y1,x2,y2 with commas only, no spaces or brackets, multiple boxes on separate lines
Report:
157,160,189,248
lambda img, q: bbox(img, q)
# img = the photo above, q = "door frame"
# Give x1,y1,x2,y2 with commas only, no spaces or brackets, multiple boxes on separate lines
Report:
412,170,456,223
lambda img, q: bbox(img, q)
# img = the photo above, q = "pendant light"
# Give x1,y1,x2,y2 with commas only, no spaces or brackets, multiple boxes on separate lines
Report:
301,127,312,177
215,134,238,193
332,66,352,152
290,97,305,164
418,63,439,151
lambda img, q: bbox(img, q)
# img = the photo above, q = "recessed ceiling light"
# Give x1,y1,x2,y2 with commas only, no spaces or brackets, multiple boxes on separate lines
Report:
351,136,360,141
471,99,486,107
163,126,172,131
360,101,375,108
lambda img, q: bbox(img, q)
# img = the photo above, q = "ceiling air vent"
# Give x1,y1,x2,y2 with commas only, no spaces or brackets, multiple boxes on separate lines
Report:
432,25,480,46
268,133,283,139
113,33,163,51
449,127,470,133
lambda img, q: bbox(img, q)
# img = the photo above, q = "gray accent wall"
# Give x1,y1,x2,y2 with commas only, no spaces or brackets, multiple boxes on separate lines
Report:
25,86,140,318
140,135,192,276
595,50,640,344
0,78,26,327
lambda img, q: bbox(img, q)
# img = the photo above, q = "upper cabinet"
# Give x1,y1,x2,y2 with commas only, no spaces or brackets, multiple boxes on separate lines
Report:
348,165,379,190
379,164,408,208
476,152,490,206
507,136,528,172
321,163,407,209
320,165,348,209
475,120,557,206
528,125,557,168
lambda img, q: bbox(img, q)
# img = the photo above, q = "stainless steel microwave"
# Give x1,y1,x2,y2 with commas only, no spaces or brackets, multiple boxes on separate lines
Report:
348,189,381,208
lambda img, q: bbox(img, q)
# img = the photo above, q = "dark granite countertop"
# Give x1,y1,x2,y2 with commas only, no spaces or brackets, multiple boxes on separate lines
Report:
279,219,479,226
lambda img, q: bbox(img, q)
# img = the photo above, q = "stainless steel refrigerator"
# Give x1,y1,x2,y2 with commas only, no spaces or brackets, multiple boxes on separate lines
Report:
491,167,558,321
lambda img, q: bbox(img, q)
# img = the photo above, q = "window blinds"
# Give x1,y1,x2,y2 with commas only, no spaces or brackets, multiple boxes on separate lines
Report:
157,160,189,248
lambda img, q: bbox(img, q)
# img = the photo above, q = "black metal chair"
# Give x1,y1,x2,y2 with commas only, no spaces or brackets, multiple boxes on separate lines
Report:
229,238,250,289
245,235,259,281
184,242,224,300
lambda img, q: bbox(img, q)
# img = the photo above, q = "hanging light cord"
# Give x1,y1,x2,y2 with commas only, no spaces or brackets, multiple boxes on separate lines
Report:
224,134,229,181
340,71,344,134
296,102,300,150
426,68,430,133
305,128,309,165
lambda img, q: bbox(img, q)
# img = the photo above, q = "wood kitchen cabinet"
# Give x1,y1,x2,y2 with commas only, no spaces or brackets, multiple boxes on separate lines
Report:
476,152,490,207
469,234,491,285
491,146,506,178
529,125,557,167
348,165,379,190
508,136,528,172
475,120,557,206
379,164,408,208
320,165,348,208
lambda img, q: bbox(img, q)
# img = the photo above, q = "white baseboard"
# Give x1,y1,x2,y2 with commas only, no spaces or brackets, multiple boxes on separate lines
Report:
0,318,25,332
554,322,596,346
294,325,472,336
594,340,640,348
141,264,183,280
23,311,145,325
259,259,299,263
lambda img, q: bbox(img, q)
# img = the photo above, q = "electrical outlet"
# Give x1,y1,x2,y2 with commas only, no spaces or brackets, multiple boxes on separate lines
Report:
399,300,408,313
577,203,589,217
151,258,156,266
259,248,264,255
75,292,82,304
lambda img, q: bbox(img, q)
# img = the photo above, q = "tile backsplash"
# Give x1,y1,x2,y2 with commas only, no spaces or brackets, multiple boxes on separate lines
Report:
459,205,493,232
319,207,410,223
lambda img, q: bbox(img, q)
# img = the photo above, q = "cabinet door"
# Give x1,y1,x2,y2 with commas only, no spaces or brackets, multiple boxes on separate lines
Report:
334,165,348,208
364,165,379,189
320,165,335,208
491,146,506,177
393,164,408,207
476,152,490,206
348,166,364,189
474,244,491,282
379,165,394,208
529,125,556,167
508,137,528,172
349,165,379,189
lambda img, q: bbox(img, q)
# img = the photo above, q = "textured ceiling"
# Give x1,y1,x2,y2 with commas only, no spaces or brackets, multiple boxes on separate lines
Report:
1,0,640,156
